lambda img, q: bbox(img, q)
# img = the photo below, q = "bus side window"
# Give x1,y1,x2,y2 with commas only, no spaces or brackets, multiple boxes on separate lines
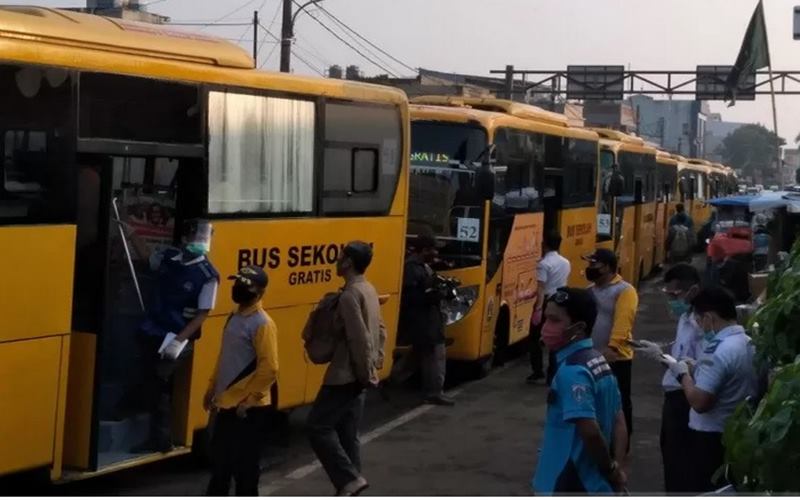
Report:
0,64,75,224
322,102,401,215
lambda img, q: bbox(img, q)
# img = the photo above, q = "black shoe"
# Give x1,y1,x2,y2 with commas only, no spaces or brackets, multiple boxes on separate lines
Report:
424,395,455,406
526,372,544,384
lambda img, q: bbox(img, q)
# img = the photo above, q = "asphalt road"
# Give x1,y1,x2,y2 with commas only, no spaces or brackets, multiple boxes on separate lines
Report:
8,267,679,496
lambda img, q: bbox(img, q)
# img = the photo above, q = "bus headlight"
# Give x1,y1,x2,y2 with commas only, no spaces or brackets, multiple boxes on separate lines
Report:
442,285,479,325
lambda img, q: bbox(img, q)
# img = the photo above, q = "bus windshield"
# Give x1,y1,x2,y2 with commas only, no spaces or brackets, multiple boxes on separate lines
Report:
409,121,488,269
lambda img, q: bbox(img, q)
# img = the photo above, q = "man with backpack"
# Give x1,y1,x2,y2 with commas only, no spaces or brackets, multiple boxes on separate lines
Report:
667,204,695,263
307,241,386,496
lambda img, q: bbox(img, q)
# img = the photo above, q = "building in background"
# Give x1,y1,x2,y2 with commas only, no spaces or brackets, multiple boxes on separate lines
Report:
582,101,637,133
704,114,748,163
72,0,169,23
628,95,708,158
784,148,800,186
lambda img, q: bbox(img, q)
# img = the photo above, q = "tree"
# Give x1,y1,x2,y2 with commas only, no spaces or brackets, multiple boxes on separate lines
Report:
716,124,785,181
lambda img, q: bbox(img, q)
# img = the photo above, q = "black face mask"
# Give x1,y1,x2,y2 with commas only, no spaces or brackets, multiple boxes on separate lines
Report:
585,266,603,282
232,282,258,305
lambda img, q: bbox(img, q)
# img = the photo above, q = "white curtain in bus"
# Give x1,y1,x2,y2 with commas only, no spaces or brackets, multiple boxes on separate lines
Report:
208,91,315,213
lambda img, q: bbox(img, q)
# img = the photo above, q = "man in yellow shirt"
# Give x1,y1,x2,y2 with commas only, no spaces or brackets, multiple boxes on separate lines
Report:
584,249,638,440
204,265,279,496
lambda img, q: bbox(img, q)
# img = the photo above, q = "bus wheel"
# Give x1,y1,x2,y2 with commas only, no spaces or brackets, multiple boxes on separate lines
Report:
492,307,510,368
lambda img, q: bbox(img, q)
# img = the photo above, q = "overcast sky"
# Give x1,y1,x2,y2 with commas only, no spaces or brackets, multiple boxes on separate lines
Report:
15,0,800,146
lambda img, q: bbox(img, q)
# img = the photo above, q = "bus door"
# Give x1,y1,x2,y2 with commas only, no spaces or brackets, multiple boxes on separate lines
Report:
65,71,207,472
542,171,563,234
71,153,204,470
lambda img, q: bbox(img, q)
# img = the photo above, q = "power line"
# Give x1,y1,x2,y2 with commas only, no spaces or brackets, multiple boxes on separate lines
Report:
315,3,415,74
197,0,260,31
299,8,398,77
258,23,324,75
166,21,251,26
293,35,332,68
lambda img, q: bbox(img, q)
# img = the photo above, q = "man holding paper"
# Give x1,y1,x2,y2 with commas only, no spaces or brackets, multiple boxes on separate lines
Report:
125,219,219,453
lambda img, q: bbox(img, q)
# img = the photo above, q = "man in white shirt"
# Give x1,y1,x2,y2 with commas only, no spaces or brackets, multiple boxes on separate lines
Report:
662,287,758,493
527,231,571,383
637,263,703,494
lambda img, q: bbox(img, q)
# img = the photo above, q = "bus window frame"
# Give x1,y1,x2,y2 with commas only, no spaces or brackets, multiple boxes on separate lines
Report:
0,63,78,226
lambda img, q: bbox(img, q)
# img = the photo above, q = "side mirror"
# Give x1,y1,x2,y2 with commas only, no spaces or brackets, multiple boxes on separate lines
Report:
476,166,495,201
605,171,624,198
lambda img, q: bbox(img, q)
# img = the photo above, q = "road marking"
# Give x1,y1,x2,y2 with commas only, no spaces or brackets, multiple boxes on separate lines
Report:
259,387,465,495
257,361,525,496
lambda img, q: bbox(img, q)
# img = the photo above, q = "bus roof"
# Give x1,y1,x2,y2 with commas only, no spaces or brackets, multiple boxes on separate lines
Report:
0,6,407,105
410,95,570,128
598,138,657,156
410,103,598,141
688,158,713,167
656,151,679,167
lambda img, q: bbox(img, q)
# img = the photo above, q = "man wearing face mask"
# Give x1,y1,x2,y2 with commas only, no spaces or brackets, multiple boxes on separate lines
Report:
125,219,219,453
662,287,758,493
532,287,628,494
583,249,638,441
205,265,278,496
636,263,703,494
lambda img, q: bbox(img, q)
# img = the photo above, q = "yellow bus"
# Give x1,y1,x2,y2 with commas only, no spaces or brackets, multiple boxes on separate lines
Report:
594,129,658,285
678,159,712,232
407,96,599,373
0,6,409,481
654,152,680,268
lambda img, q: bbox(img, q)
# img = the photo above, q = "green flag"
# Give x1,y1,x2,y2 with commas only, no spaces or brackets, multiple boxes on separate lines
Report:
726,0,771,105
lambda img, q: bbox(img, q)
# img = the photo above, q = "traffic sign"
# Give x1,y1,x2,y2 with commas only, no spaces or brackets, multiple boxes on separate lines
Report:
566,65,625,100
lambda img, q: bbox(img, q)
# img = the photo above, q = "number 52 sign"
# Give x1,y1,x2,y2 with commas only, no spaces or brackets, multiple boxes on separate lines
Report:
457,217,481,242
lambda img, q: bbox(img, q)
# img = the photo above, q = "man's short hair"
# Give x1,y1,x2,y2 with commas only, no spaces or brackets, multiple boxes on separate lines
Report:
343,241,373,274
664,263,701,290
543,231,563,252
690,287,737,321
549,287,598,334
676,203,685,213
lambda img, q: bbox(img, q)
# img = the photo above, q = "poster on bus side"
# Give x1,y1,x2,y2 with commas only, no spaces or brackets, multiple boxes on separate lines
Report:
501,213,543,344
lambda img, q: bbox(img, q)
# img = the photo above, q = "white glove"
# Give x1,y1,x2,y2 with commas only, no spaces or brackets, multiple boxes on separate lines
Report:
664,357,689,379
161,339,183,361
633,339,663,361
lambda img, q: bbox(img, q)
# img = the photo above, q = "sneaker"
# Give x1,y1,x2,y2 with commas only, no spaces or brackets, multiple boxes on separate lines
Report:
423,395,455,406
337,476,369,496
526,372,544,384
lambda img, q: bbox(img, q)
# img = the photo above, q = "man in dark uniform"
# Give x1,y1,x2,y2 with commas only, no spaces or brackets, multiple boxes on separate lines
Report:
124,219,219,452
393,230,454,406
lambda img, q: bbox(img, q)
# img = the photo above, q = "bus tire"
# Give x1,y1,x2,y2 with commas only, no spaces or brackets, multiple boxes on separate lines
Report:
492,307,510,368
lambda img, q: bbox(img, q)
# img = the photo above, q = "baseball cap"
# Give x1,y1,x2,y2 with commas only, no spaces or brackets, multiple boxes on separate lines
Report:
582,248,618,269
228,265,268,289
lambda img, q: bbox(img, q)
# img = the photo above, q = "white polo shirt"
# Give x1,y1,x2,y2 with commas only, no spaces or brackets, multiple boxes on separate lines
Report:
537,251,571,298
662,312,704,392
690,325,758,433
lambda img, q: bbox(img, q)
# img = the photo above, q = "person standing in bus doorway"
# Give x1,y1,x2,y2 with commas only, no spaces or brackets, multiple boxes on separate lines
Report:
662,287,758,493
584,249,638,441
121,219,219,453
532,287,628,494
634,264,703,494
204,265,278,496
307,241,386,496
527,231,571,384
393,230,454,406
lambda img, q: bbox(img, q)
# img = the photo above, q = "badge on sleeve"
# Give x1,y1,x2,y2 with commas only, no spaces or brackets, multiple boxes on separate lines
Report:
571,384,590,404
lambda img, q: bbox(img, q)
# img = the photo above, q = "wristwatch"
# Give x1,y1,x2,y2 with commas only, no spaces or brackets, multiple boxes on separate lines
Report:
605,460,619,478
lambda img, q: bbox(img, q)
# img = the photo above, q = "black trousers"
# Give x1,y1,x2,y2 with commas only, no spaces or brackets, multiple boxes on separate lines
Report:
139,335,191,446
660,390,693,494
206,407,268,496
307,383,366,492
529,321,544,377
610,360,633,437
688,430,724,494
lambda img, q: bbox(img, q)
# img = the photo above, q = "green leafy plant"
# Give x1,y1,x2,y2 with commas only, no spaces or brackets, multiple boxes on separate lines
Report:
747,238,800,367
723,357,800,493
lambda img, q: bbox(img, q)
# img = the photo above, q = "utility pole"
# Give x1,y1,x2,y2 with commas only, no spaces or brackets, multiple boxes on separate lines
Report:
252,10,259,64
280,0,323,73
280,0,292,72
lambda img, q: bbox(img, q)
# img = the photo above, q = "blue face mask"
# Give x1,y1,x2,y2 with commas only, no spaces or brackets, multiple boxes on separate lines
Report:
668,299,691,317
185,242,210,256
701,314,716,341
